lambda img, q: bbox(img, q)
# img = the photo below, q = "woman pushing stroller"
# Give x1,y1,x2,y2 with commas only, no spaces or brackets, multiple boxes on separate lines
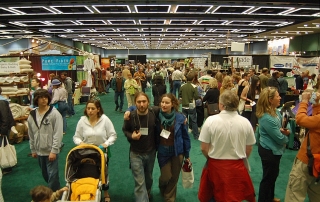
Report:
73,98,117,202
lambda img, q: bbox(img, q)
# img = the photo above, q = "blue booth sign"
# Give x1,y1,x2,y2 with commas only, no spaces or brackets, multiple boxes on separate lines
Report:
41,56,76,70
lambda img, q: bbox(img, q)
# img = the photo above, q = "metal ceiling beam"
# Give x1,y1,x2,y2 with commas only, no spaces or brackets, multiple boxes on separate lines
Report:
0,0,319,7
0,13,314,22
0,25,276,30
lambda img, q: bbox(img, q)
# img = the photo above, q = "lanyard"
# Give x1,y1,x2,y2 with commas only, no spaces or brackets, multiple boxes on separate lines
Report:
137,112,149,129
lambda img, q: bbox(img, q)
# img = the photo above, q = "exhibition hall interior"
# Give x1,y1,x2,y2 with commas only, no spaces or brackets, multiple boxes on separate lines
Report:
0,0,320,202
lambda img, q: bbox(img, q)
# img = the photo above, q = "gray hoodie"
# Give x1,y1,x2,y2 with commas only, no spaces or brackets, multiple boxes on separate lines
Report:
28,106,63,156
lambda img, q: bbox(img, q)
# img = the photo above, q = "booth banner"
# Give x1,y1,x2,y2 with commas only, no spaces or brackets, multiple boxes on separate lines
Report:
270,56,295,68
0,62,19,73
268,38,289,55
229,56,252,67
294,57,319,75
76,56,84,71
41,56,76,70
101,58,110,69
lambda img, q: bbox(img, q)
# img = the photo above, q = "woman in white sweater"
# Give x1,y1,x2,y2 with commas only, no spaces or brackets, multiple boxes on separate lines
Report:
73,99,117,202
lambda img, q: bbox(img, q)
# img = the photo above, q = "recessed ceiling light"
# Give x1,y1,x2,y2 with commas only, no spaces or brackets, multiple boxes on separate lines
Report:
304,24,308,27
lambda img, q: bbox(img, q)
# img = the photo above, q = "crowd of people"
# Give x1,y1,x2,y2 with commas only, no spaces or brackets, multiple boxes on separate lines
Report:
1,61,320,202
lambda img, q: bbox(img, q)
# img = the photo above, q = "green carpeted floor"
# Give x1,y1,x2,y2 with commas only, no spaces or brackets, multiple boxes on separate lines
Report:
2,87,309,202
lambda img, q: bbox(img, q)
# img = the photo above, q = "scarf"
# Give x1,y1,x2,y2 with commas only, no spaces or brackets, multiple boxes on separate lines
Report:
159,109,176,129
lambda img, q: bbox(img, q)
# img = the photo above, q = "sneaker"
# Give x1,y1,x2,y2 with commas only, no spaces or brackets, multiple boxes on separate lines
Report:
119,109,123,113
2,168,12,175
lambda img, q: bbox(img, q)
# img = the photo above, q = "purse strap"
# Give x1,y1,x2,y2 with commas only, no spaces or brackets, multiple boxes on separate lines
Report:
306,132,313,158
1,135,8,147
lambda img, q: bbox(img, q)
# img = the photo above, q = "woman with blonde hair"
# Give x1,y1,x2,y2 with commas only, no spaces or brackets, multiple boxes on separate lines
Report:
219,76,234,95
215,72,223,90
256,87,290,202
202,78,219,105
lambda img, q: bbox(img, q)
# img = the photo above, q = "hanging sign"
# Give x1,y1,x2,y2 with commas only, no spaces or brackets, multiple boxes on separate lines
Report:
229,56,252,67
41,56,77,70
0,62,19,73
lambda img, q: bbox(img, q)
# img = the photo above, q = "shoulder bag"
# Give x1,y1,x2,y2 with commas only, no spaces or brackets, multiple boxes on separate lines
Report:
306,132,320,183
206,102,220,116
0,136,17,169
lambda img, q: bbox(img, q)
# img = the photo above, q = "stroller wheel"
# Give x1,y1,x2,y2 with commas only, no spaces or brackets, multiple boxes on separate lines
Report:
103,191,110,202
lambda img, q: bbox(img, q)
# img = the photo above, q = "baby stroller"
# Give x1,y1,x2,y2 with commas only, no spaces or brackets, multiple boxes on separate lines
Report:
60,144,107,202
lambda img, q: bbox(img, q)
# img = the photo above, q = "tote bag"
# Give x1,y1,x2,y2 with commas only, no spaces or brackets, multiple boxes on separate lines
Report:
0,136,17,169
181,159,194,188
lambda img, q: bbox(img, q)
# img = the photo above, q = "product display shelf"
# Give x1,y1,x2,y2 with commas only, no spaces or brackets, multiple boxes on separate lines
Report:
0,73,30,105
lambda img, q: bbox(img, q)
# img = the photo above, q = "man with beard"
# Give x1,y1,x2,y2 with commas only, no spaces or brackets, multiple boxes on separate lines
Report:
122,92,160,202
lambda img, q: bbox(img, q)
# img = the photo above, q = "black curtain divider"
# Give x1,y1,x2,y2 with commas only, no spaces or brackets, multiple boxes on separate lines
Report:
128,55,147,64
252,55,269,70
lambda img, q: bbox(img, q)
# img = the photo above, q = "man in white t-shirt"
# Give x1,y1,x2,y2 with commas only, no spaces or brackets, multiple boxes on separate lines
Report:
198,90,256,202
198,70,213,92
171,66,184,97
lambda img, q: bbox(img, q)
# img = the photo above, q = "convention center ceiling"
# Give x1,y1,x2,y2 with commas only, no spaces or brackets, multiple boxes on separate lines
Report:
0,0,320,49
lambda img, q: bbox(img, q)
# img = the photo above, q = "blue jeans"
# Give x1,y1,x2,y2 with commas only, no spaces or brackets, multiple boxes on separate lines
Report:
172,81,181,98
130,150,156,202
114,91,124,110
182,107,199,139
38,155,60,191
106,82,110,93
57,101,68,133
67,94,75,116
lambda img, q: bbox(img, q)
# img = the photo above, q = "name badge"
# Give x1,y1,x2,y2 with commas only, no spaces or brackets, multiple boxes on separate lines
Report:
140,128,148,135
255,94,259,99
160,129,171,139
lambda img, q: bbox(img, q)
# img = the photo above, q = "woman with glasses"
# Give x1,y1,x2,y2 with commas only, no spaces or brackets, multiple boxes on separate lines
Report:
256,87,290,202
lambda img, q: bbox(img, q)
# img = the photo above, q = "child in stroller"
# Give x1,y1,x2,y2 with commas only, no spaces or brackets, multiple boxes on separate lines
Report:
60,145,108,202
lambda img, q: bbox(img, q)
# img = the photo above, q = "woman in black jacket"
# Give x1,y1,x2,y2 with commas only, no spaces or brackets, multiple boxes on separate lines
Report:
203,79,220,118
152,76,167,106
203,78,220,104
0,87,15,174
